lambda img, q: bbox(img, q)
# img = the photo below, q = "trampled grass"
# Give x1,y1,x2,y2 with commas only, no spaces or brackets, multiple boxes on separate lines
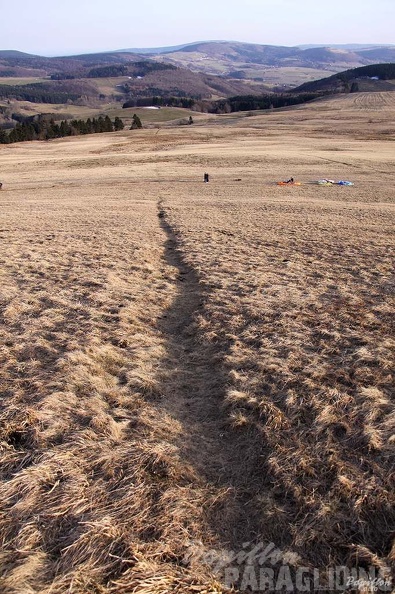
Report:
0,92,394,592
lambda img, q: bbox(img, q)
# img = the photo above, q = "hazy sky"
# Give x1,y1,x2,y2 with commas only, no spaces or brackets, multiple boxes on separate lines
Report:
2,0,394,55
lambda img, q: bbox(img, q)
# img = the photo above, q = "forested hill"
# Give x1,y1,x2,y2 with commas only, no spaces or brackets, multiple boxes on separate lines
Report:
294,63,395,93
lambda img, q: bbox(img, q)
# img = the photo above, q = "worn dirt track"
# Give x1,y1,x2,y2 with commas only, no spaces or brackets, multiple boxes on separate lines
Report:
157,199,268,548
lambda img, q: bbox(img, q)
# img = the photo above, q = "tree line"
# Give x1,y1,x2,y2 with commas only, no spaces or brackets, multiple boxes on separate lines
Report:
0,84,81,104
121,91,330,113
209,91,329,113
295,63,395,93
123,96,195,109
337,63,395,82
0,115,125,144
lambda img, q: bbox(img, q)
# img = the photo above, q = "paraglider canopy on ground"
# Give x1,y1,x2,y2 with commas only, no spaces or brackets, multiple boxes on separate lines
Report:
314,179,354,186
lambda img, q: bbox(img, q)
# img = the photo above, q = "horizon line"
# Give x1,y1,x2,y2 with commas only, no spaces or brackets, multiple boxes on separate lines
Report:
1,40,394,59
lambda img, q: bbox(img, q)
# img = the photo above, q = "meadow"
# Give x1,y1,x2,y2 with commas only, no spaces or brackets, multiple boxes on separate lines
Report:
0,98,205,129
0,91,394,593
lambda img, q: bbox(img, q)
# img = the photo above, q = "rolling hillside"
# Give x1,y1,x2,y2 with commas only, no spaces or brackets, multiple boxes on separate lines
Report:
135,41,395,81
2,42,395,89
294,63,395,93
1,44,395,129
119,41,395,69
0,48,275,107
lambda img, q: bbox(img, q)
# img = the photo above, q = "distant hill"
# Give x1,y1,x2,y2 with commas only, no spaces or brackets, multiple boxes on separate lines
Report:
0,50,41,59
294,63,395,93
0,56,271,106
121,41,395,76
0,49,267,97
3,42,395,80
298,44,395,50
358,47,395,61
1,44,395,110
117,41,395,57
115,42,216,54
0,51,145,78
208,63,395,115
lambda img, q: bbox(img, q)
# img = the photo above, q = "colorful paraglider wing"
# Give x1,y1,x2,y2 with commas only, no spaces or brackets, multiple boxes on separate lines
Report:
316,180,335,185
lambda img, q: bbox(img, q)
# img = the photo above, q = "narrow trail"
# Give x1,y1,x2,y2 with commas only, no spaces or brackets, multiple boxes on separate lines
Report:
156,199,264,549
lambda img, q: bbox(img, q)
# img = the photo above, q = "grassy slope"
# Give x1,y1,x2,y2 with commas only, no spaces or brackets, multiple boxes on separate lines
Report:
0,134,225,593
0,99,208,128
0,92,394,592
0,77,48,86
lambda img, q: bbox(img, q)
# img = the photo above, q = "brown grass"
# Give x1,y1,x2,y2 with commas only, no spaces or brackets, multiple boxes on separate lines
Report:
0,91,394,592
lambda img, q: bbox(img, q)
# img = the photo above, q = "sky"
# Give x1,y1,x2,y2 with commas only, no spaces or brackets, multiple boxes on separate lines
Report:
2,0,394,56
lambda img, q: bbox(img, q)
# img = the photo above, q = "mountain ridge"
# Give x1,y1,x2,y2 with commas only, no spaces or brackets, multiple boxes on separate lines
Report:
1,41,395,64
1,42,395,109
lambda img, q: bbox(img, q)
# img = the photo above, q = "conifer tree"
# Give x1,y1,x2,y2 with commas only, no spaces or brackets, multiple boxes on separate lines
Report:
0,128,9,143
97,116,106,132
130,114,142,129
114,117,124,131
104,115,113,132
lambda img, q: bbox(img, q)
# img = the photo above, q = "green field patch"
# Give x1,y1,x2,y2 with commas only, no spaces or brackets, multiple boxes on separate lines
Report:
0,77,48,86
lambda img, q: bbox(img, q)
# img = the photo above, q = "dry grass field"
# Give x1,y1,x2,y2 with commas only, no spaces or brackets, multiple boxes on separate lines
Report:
0,91,394,593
